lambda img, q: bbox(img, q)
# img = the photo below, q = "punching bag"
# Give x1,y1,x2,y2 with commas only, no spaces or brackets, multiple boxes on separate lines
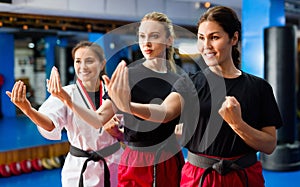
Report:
261,25,300,171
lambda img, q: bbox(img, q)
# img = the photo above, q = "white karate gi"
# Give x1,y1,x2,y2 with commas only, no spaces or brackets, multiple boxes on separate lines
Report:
38,84,122,187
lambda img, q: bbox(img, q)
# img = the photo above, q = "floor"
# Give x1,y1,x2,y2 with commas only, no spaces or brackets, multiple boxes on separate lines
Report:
0,168,62,187
0,116,300,187
1,166,300,187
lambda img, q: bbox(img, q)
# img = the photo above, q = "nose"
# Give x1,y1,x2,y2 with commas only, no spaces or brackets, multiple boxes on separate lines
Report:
140,38,152,47
197,38,211,53
139,35,151,43
202,38,212,49
80,61,87,68
145,40,151,47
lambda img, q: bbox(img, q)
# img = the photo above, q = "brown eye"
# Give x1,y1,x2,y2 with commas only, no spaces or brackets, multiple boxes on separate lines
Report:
212,36,219,40
198,35,204,41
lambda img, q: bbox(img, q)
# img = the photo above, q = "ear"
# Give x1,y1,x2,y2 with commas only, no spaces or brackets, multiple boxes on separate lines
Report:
231,31,239,46
101,60,107,68
167,36,174,47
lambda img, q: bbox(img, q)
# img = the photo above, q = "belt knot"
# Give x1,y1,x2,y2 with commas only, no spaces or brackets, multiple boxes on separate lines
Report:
212,160,236,175
88,151,103,162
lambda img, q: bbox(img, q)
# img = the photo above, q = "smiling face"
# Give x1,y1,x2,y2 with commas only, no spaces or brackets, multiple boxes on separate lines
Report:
74,47,104,83
138,20,172,60
197,20,238,68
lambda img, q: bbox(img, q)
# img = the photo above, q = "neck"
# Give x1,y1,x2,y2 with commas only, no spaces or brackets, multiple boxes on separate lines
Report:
209,65,241,78
143,59,167,73
82,79,100,92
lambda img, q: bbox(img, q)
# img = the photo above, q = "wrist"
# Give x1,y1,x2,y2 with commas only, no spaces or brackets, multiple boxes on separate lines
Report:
64,95,73,109
124,102,132,114
22,106,33,116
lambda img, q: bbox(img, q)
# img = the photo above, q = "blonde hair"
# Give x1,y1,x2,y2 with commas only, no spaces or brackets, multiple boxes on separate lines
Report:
141,12,177,73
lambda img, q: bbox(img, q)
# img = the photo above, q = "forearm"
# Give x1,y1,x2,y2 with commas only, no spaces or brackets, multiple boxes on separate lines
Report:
22,107,55,131
66,98,114,129
230,122,277,154
127,92,183,123
129,102,166,123
129,102,180,123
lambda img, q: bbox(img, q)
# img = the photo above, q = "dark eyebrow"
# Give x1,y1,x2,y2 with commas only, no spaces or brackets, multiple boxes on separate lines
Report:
198,31,221,36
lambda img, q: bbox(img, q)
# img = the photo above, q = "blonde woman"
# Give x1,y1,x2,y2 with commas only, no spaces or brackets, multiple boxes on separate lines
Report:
47,12,185,187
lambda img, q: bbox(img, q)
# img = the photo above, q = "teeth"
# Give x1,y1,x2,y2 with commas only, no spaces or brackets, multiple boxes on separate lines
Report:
205,53,215,58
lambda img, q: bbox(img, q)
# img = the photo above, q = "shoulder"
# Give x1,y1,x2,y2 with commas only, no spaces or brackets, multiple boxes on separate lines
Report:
173,73,197,93
63,84,75,90
63,84,77,94
242,72,271,85
242,72,263,80
128,59,145,71
241,72,274,91
188,69,207,88
168,70,182,80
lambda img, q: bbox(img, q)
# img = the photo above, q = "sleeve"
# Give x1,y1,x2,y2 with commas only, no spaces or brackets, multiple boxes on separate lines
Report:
260,80,283,129
37,95,67,140
173,73,200,147
172,73,192,94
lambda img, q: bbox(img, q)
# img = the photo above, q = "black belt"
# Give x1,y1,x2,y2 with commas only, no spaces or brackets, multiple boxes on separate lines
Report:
187,151,257,187
127,135,179,153
69,142,121,187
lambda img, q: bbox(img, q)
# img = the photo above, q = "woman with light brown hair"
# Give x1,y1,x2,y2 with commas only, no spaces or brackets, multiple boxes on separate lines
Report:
7,41,123,187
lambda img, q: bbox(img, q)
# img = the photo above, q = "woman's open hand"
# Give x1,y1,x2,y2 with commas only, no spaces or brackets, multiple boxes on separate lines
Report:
6,80,31,112
103,61,131,113
47,67,70,104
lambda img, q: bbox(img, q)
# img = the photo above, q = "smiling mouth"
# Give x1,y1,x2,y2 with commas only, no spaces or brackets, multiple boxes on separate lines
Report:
80,72,90,75
204,52,216,58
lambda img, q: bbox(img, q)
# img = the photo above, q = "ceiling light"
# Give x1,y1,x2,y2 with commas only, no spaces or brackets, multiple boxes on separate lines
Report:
28,42,35,49
204,2,211,8
23,25,28,30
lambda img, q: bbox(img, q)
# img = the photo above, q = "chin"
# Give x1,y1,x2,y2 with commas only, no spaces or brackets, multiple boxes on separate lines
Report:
79,77,90,81
204,61,219,67
144,56,154,60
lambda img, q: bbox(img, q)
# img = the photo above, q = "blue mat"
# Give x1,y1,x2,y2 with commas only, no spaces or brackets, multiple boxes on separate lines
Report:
0,168,62,187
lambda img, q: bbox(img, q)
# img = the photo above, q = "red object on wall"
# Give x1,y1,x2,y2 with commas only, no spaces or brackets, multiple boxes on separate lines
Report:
0,74,4,87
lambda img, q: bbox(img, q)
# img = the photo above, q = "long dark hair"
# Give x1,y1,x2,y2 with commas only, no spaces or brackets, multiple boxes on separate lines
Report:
198,6,241,69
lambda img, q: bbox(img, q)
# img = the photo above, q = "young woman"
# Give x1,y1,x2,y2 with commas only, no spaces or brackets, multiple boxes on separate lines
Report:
180,6,283,187
107,6,283,187
46,12,185,187
6,41,123,187
111,12,185,187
